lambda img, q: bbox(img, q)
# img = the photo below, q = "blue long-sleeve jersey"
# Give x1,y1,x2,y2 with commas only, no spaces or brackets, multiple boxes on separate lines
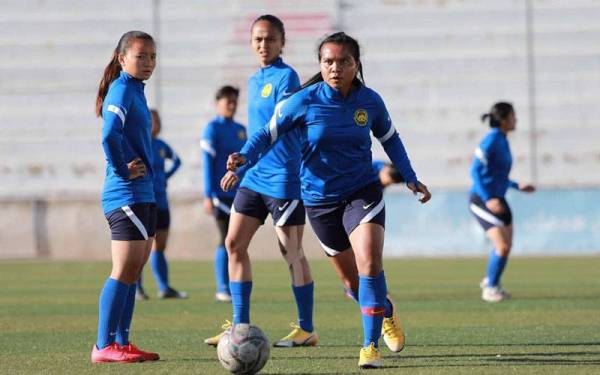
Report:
201,116,247,199
101,71,154,214
469,127,519,201
240,57,302,199
240,81,419,206
151,138,181,210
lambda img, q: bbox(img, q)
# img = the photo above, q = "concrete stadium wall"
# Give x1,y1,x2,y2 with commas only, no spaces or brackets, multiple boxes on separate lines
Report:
0,195,327,261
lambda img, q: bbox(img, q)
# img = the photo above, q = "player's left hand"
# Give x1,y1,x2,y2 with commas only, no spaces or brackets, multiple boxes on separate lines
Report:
519,183,536,193
407,181,431,204
220,171,240,192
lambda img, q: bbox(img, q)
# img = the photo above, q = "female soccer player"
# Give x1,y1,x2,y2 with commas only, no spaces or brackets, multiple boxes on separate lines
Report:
201,85,247,303
92,30,159,363
222,31,431,369
204,14,318,348
469,102,535,302
135,109,186,300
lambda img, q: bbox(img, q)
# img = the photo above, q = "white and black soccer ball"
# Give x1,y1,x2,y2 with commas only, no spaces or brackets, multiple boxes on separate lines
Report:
217,323,270,374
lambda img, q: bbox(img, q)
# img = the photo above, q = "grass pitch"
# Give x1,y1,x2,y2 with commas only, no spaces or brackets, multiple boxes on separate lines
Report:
1,257,599,374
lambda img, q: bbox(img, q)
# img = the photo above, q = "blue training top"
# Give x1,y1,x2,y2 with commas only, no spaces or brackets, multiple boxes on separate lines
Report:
470,127,519,201
240,57,302,199
201,116,247,199
240,81,419,206
151,138,181,210
101,71,155,214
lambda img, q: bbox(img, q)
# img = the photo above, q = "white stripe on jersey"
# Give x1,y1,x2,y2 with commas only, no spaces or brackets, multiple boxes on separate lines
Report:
377,126,396,143
474,147,488,166
107,105,126,126
200,140,216,157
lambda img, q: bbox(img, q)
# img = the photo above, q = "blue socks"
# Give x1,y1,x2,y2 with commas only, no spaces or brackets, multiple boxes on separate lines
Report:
150,250,169,292
346,288,393,318
96,278,129,349
292,282,314,332
359,272,388,348
230,281,252,324
215,245,230,294
116,284,136,346
487,249,508,287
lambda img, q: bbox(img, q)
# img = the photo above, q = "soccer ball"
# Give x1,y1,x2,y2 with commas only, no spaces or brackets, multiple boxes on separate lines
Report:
217,323,270,374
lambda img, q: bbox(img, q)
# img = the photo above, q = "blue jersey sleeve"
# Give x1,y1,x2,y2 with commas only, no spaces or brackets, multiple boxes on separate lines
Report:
201,123,217,198
508,179,519,189
275,70,301,101
240,94,306,167
370,94,418,184
163,142,181,180
470,135,497,201
101,84,131,179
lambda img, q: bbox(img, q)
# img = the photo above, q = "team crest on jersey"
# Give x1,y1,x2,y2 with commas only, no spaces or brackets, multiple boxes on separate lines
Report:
159,148,166,158
261,83,273,98
238,130,246,140
354,109,368,126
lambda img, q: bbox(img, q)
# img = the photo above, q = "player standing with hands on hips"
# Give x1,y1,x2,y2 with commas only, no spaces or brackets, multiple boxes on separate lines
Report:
469,102,535,303
92,30,159,363
221,31,431,369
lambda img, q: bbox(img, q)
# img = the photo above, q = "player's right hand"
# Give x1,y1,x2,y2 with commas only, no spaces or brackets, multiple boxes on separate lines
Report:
127,158,146,179
221,171,240,192
485,198,505,214
226,153,247,171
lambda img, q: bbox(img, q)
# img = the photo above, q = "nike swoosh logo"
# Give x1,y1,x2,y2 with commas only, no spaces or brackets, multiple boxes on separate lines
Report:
109,332,117,336
363,202,375,210
278,202,290,211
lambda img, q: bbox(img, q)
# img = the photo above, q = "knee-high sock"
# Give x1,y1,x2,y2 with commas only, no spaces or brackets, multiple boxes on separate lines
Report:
96,278,129,349
292,282,314,332
150,250,169,292
347,288,394,319
230,281,252,324
116,283,136,346
214,245,230,293
487,248,508,287
359,272,387,348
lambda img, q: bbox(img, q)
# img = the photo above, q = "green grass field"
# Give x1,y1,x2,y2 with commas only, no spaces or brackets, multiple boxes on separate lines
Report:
1,257,600,374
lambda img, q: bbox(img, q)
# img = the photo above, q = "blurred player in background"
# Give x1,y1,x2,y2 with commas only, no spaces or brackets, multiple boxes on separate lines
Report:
200,85,247,303
469,102,536,303
135,109,186,300
92,30,159,363
204,14,318,349
221,31,431,369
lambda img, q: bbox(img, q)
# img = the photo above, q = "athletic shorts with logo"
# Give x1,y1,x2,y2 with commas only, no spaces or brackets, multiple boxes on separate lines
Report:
105,202,157,241
232,187,305,226
306,182,385,257
468,193,512,231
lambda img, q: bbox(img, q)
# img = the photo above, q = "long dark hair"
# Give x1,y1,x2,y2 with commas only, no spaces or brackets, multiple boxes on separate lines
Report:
251,14,286,46
481,102,514,128
300,32,365,90
95,31,154,117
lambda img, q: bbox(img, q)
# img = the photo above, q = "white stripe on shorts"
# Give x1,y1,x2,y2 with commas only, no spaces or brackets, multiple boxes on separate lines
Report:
121,205,149,240
469,203,505,227
319,241,341,257
359,199,385,225
212,198,231,215
275,199,299,227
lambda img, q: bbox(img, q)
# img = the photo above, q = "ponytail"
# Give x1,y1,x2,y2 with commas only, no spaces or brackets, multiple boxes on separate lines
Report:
481,102,514,128
95,31,154,117
95,50,121,117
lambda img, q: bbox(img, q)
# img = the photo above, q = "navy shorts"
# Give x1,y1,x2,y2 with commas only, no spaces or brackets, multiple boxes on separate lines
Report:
156,208,170,230
469,194,512,231
212,197,234,221
232,187,305,226
306,182,385,257
105,203,157,241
